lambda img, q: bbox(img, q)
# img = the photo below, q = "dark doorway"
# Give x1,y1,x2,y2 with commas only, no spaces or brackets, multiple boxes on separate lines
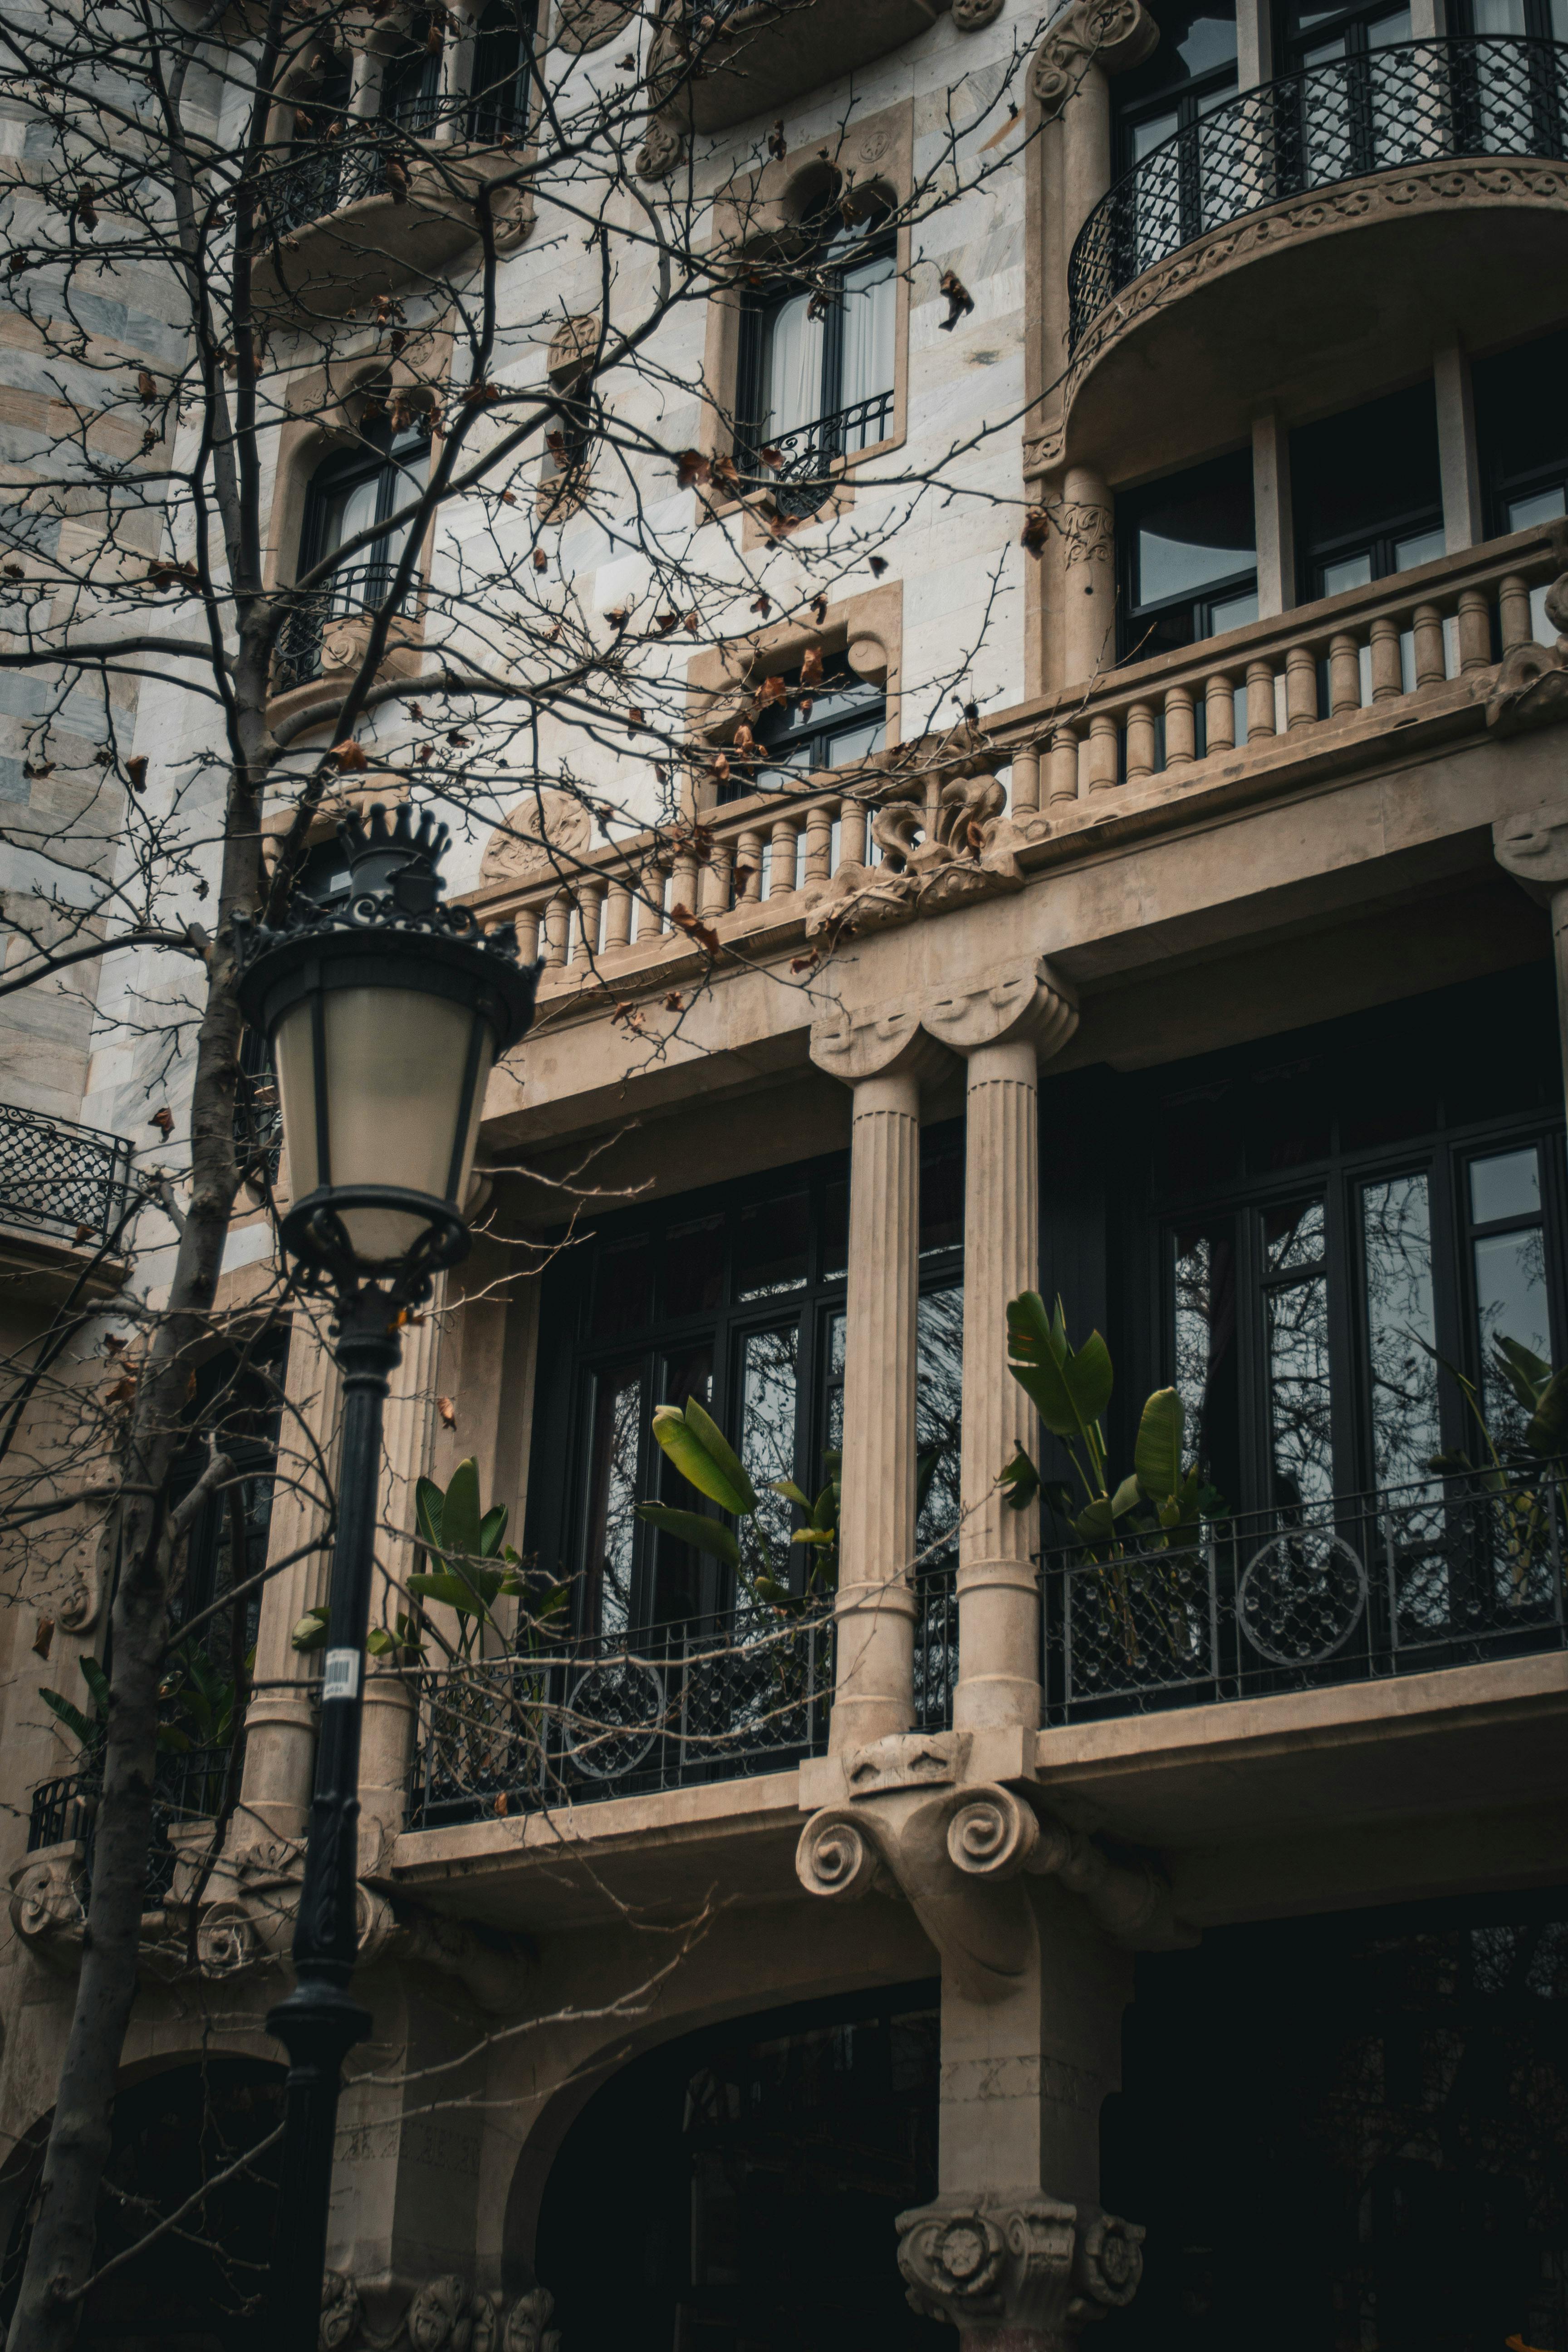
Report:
0,2058,286,2350
535,1984,945,2352
1101,1892,1568,2352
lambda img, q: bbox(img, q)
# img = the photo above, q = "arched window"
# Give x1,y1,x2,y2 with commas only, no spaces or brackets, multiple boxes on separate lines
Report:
277,405,431,686
735,204,897,517
467,0,537,144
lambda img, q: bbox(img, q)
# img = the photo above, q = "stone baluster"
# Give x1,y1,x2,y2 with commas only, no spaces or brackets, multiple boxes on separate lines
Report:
541,891,570,965
804,800,834,886
735,826,765,901
641,856,670,939
603,874,634,952
808,1008,945,1752
1085,712,1118,792
1163,683,1196,766
1204,671,1236,756
838,801,867,869
1011,744,1041,818
1328,631,1361,717
1412,602,1446,687
698,839,730,918
1123,701,1156,783
670,843,699,921
769,809,799,897
572,877,605,962
511,904,541,962
1369,616,1403,702
925,962,1078,1740
1499,573,1533,653
1049,724,1081,804
1284,643,1317,730
1245,657,1276,740
1457,585,1492,672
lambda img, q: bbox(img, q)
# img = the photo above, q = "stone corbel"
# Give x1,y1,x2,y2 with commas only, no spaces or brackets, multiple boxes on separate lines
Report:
796,1760,1175,2003
804,764,1052,944
896,2189,1144,2345
9,1846,86,1964
320,2274,560,2352
1029,0,1159,118
1493,808,1568,902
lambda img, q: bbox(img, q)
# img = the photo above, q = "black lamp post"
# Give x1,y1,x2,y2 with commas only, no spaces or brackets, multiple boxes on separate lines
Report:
236,804,538,2347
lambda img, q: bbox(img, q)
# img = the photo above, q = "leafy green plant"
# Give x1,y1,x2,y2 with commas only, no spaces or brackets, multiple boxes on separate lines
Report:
1426,1333,1568,1478
635,1394,838,1612
40,1655,190,1764
157,1640,251,1752
999,1292,1224,1554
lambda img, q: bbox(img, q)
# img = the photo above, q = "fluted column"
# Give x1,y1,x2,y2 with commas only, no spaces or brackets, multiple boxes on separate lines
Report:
810,1006,947,1753
926,962,1079,1738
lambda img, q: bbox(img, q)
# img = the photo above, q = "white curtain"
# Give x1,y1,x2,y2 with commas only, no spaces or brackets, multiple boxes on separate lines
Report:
764,291,824,442
839,253,896,428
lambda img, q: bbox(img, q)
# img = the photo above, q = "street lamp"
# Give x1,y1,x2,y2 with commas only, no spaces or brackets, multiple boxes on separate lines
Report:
236,802,537,2347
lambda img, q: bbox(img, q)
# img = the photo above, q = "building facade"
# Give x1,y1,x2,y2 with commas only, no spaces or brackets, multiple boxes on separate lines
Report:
1,0,1567,2344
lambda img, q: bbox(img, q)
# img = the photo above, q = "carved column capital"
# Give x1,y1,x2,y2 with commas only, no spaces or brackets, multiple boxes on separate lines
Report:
808,999,951,1088
1030,0,1159,117
896,2191,1144,2344
923,958,1078,1063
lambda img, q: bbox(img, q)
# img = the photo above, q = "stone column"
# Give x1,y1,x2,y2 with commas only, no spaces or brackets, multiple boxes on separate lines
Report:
1435,339,1484,554
1494,810,1568,1122
926,965,1079,1746
1059,469,1115,686
810,1005,948,1754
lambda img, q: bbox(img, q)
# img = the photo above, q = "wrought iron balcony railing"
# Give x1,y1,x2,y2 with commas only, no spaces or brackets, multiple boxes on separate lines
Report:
272,559,415,691
0,1104,135,1252
265,140,387,241
1042,1467,1567,1725
736,388,895,522
1069,35,1568,350
27,1745,236,1909
408,1596,835,1824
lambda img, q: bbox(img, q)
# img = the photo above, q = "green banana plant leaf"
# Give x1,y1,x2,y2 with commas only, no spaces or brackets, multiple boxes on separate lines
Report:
1525,1365,1568,1455
651,1398,756,1514
1133,1387,1184,1501
479,1502,509,1558
769,1479,813,1513
439,1455,483,1563
39,1689,98,1747
998,1447,1040,1511
633,1502,741,1568
1109,1473,1142,1519
292,1607,330,1652
790,1527,835,1545
78,1656,112,1715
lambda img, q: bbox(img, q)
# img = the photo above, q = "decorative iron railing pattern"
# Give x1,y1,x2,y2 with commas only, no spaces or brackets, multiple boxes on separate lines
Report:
273,559,414,690
0,1104,135,1250
738,388,895,522
408,1598,835,1824
265,141,387,241
27,1746,236,1908
1069,36,1568,350
915,1566,957,1734
1041,1470,1567,1725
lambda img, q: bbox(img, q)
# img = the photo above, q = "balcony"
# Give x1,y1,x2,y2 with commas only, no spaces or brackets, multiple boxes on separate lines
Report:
648,0,953,135
1042,1469,1567,1727
272,559,421,696
26,1747,236,1910
0,1104,134,1254
405,1572,957,1825
1061,36,1568,474
736,389,897,523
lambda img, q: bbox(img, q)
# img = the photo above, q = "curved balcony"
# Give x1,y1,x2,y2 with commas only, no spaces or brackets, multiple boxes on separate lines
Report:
1062,36,1568,472
651,0,954,134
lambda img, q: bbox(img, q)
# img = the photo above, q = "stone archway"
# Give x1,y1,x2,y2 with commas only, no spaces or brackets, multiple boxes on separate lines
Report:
0,2056,286,2351
534,1980,947,2352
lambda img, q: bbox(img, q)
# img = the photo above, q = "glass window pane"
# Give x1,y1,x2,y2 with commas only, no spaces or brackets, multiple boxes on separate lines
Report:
1264,1196,1326,1275
652,1348,713,1623
823,1181,849,1281
1210,586,1259,633
1132,106,1181,160
1393,525,1445,571
915,1286,964,1566
583,1361,642,1634
737,1323,800,1591
826,1309,846,1455
839,251,896,416
1366,4,1412,41
1135,457,1257,605
1173,1221,1240,1498
1474,1228,1551,1439
1266,1273,1334,1509
590,1235,652,1342
735,1191,809,1298
920,1131,965,1258
1321,550,1373,596
825,714,885,766
666,1215,724,1319
1506,485,1566,530
1470,1146,1540,1225
1361,1173,1439,1492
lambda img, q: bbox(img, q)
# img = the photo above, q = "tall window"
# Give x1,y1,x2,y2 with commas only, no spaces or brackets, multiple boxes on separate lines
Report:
1291,381,1443,601
1117,447,1257,663
280,406,430,683
735,206,897,516
1474,326,1568,536
380,10,444,134
1112,0,1240,270
466,0,536,143
528,1135,964,1642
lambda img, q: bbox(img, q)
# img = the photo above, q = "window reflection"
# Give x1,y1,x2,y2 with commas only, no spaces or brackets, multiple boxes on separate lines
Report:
1263,1197,1333,1509
584,1362,641,1634
735,1192,809,1299
916,1287,964,1565
738,1324,800,1598
651,1349,713,1623
1361,1173,1439,1490
1469,1144,1552,1445
1172,1221,1239,1497
666,1215,724,1320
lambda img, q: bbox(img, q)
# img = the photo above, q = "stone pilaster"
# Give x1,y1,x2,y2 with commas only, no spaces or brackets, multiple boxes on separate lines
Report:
925,964,1078,1741
1494,809,1568,1131
810,1005,949,1752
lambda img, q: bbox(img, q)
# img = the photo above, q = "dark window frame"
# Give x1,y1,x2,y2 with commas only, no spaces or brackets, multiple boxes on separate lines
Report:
465,0,538,144
733,208,899,504
1115,447,1259,666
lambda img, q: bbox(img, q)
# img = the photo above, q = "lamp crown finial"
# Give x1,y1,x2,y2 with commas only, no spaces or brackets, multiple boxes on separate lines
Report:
339,799,452,911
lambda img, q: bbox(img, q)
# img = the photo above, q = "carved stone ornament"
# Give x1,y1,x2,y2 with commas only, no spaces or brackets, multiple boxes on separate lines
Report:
318,2278,559,2352
804,768,1050,943
844,1729,970,1796
552,0,637,53
480,788,593,886
1493,808,1568,901
1485,557,1568,737
635,114,686,184
1030,0,1159,119
924,961,1080,1061
896,2191,1144,2345
952,0,1007,27
10,1850,86,1958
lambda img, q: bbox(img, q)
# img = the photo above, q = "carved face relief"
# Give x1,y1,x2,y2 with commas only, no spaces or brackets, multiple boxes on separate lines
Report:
407,2275,472,2351
502,2288,556,2352
320,2271,362,2350
480,789,594,886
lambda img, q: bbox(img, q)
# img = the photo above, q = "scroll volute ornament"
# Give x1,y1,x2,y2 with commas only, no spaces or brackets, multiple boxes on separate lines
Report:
896,2191,1145,2343
1030,0,1160,117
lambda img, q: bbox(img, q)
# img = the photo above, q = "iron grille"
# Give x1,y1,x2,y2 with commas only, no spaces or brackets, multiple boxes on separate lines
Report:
914,1565,957,1733
407,1597,835,1824
1069,35,1568,351
272,559,415,690
263,141,389,241
0,1104,134,1250
1041,1467,1567,1724
26,1745,236,1908
736,389,896,522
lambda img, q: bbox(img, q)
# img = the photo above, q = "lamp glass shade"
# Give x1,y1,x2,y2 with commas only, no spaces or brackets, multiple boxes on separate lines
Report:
274,985,495,1264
